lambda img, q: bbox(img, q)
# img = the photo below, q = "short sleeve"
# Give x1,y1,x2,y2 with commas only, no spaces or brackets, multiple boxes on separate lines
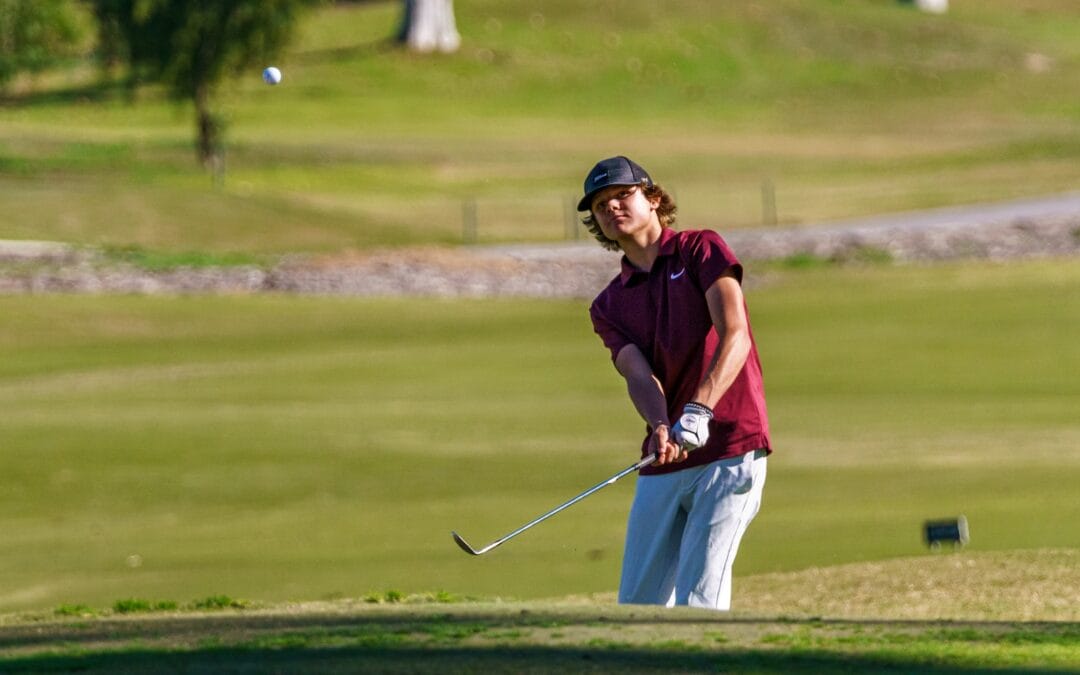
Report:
590,295,632,363
683,230,743,289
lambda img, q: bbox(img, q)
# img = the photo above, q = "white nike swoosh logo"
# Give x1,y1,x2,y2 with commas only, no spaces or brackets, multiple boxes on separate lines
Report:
670,268,686,280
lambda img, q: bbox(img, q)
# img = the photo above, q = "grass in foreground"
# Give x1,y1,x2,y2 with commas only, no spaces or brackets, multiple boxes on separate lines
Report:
1,550,1078,674
3,615,1075,675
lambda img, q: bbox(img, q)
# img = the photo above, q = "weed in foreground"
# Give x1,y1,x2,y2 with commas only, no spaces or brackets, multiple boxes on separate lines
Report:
112,599,178,614
191,595,248,611
362,589,463,604
364,590,404,604
54,604,97,617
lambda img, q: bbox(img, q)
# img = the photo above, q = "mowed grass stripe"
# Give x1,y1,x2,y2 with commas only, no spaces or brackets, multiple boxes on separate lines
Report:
0,260,1077,611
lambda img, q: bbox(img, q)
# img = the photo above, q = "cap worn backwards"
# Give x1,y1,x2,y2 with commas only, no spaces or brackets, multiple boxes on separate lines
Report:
577,156,653,211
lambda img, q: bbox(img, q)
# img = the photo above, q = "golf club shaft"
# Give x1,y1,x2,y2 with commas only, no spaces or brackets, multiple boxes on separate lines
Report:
456,451,658,555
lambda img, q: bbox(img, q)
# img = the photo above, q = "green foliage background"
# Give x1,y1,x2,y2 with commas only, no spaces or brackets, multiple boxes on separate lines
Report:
0,0,84,88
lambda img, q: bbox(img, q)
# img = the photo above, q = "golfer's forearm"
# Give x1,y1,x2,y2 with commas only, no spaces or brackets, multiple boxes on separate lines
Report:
615,344,670,428
696,273,751,409
626,373,672,429
694,327,750,408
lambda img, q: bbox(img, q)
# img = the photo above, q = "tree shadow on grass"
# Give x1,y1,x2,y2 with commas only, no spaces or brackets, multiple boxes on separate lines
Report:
0,611,1075,649
1,612,1075,674
0,80,131,109
3,643,1076,675
290,37,398,66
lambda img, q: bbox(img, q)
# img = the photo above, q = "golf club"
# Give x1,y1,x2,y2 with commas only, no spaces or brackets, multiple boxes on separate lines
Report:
452,451,659,556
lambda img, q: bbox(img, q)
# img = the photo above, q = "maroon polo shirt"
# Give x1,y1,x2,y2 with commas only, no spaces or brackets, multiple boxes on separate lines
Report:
590,227,771,475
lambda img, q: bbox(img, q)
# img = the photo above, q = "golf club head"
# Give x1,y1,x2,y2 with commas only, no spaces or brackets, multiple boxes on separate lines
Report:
451,531,481,555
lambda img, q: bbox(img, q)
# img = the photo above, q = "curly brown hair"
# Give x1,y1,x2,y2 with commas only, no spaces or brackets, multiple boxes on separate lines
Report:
580,182,678,251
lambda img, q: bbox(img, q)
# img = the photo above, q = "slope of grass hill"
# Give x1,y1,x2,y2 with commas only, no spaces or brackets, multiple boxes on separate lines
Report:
1,0,1079,253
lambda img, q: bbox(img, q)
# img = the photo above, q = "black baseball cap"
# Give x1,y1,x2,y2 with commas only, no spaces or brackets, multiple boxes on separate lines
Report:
577,156,654,211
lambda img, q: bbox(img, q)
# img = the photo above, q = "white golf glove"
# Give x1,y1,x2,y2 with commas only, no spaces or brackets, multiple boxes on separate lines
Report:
671,402,713,451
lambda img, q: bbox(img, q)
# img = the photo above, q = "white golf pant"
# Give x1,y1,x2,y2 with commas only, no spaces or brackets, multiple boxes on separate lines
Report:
618,449,767,610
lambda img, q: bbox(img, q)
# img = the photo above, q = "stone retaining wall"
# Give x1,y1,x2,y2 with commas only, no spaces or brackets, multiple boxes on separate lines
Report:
2,216,1077,298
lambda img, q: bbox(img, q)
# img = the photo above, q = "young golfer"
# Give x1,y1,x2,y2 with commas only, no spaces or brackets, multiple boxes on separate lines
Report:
580,156,772,610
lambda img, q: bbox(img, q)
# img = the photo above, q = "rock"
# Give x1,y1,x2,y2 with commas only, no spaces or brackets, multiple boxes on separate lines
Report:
1,214,1078,298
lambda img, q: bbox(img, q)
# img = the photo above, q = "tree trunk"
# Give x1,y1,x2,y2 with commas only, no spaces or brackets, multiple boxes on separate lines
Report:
398,0,460,53
194,86,224,180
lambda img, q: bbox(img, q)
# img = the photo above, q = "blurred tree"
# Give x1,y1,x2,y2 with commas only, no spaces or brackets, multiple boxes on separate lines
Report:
0,0,84,91
90,0,321,169
86,0,132,82
398,0,459,53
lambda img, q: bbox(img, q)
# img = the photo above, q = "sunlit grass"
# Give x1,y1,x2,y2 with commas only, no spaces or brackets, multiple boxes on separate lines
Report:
1,260,1076,611
1,1,1079,251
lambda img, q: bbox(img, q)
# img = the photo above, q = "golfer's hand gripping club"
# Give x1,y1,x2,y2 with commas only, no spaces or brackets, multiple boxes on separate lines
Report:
671,402,713,451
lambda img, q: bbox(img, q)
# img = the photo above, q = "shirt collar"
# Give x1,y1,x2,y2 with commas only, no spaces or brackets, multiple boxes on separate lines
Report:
618,227,679,285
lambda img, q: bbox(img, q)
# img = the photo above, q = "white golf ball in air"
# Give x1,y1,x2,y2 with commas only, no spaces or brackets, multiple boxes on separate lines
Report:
263,66,282,85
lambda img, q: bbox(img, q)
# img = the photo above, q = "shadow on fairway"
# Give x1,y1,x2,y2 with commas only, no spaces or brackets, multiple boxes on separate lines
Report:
1,611,1075,649
3,643,1077,675
1,612,1077,674
0,81,129,108
290,37,398,64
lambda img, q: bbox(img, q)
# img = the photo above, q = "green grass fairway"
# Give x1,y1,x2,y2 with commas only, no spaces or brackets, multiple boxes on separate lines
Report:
2,1,1080,251
1,260,1077,613
2,550,1078,675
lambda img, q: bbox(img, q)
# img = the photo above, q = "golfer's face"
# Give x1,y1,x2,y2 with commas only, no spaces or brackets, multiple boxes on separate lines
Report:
591,185,659,241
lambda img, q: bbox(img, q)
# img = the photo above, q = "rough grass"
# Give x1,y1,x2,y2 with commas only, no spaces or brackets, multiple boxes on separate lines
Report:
737,549,1079,622
0,551,1076,674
